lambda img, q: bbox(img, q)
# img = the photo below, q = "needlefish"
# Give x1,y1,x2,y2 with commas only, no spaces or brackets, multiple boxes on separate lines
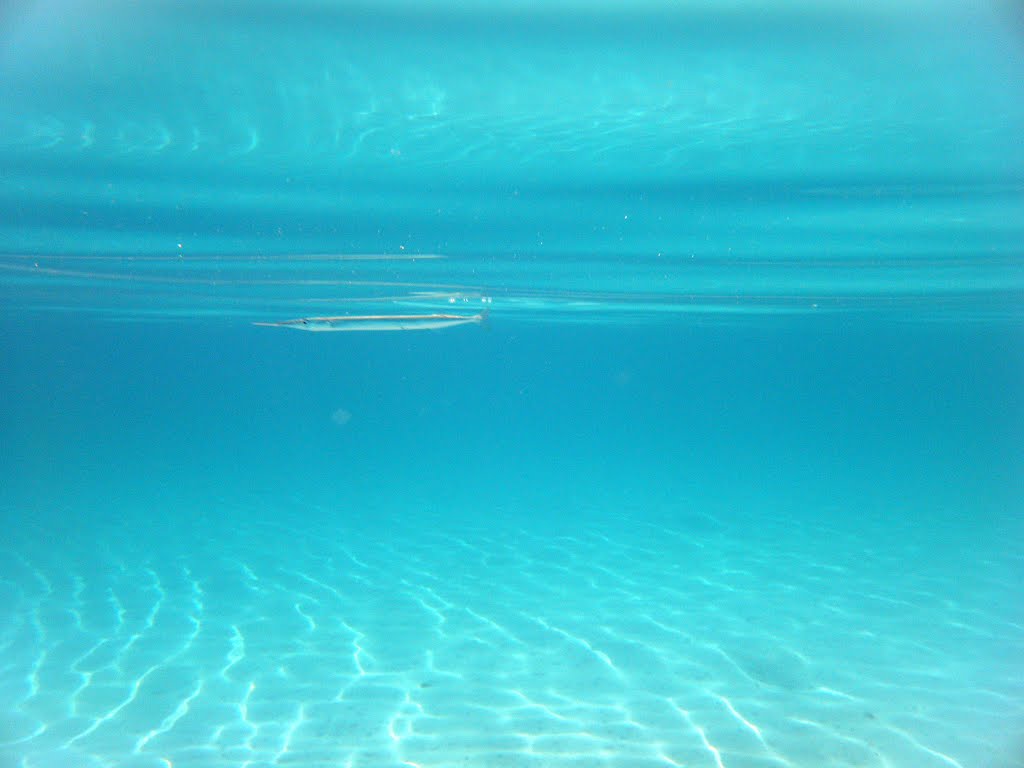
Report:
253,311,487,332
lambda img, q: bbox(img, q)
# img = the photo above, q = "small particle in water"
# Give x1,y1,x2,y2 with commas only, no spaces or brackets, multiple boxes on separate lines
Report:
331,408,352,426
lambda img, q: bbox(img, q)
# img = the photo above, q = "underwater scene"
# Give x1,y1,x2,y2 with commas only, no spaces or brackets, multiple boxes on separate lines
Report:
1,1,1023,767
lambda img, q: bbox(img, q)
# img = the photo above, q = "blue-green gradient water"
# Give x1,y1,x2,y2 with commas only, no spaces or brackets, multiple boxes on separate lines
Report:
2,2,1023,767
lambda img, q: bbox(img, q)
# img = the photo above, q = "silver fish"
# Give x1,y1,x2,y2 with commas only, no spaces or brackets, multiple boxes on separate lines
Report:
254,311,487,332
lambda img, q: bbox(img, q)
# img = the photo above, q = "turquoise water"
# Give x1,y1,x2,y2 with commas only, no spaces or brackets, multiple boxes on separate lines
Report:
2,2,1024,767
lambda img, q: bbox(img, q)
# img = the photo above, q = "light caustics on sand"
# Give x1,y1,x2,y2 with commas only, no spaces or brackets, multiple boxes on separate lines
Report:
3,498,1017,768
253,311,488,332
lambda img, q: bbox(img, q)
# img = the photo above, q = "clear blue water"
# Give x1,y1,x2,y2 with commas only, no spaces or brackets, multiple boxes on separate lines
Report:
2,2,1023,767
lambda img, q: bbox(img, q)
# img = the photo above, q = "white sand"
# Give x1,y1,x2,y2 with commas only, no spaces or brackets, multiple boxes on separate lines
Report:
1,502,1021,767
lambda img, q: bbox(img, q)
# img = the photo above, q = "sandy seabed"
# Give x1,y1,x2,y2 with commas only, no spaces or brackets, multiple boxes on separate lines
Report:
1,499,1021,768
